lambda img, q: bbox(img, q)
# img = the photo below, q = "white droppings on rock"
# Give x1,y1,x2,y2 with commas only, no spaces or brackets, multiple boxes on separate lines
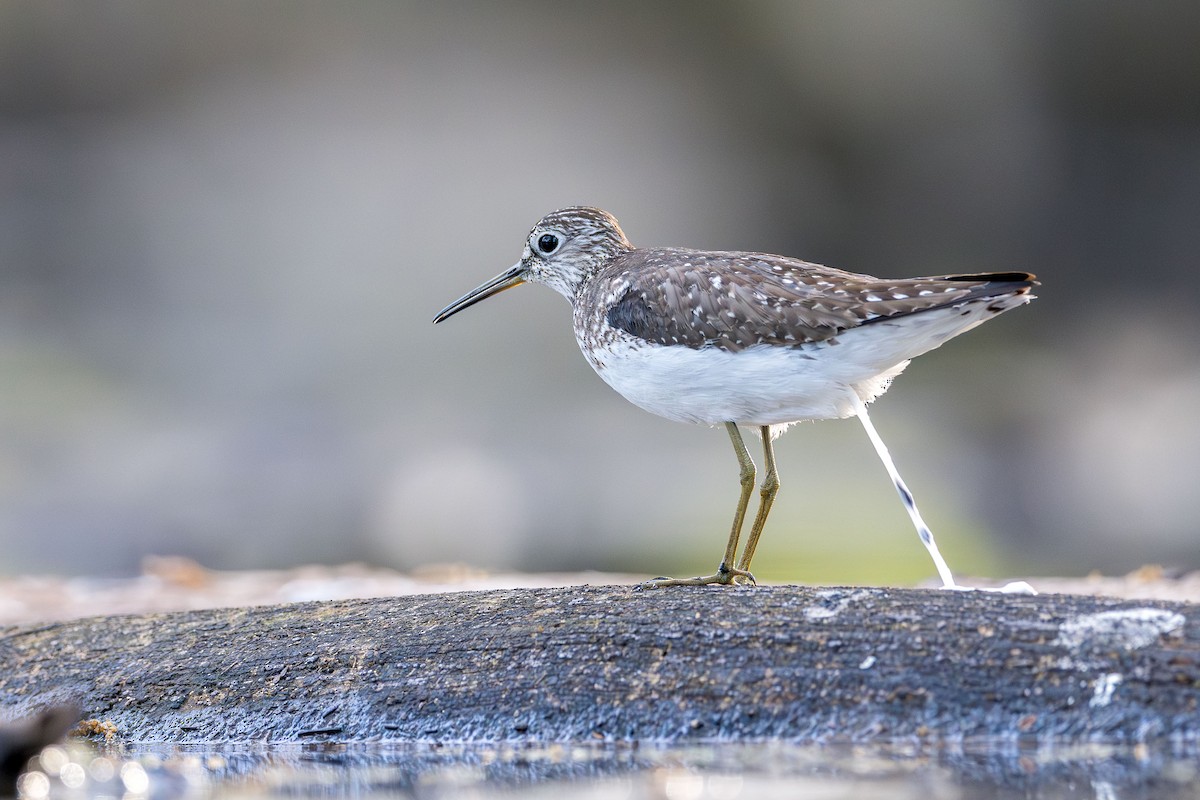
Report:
804,589,870,621
1057,608,1185,652
1090,673,1124,708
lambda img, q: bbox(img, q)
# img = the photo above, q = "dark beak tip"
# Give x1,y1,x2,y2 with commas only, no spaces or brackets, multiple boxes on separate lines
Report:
432,266,527,327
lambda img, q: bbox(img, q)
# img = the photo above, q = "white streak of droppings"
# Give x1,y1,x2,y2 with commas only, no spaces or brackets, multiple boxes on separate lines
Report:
1090,673,1123,707
1057,608,1185,652
804,589,870,621
858,655,877,670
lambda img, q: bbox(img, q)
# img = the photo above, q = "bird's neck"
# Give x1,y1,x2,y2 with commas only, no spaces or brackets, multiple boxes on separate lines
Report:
550,245,632,305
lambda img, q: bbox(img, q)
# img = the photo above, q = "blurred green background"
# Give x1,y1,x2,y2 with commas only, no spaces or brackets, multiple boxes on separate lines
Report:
2,1,1198,583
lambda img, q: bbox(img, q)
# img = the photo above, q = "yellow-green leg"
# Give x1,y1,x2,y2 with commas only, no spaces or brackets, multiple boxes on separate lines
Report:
733,426,779,577
638,422,758,589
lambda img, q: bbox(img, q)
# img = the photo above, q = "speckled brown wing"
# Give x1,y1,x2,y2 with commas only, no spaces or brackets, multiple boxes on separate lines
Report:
598,247,1036,353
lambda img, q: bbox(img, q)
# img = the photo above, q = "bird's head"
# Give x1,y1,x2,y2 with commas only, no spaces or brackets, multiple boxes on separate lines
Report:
433,206,632,323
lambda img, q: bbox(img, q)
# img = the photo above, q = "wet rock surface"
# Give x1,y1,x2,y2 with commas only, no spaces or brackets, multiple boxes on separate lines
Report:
2,585,1197,744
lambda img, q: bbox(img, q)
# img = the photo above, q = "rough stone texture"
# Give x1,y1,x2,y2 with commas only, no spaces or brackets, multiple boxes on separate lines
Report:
1,585,1197,744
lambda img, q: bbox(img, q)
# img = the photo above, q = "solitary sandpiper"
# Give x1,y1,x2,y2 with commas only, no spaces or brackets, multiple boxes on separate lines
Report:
434,207,1037,592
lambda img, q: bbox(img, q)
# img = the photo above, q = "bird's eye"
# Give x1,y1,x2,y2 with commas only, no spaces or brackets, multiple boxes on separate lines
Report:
537,233,560,254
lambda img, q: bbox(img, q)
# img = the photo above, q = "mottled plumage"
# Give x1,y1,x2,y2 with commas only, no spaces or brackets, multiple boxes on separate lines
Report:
596,248,1032,351
434,206,1038,592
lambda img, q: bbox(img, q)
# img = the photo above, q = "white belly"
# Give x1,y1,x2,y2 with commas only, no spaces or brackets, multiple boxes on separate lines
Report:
585,340,897,425
580,302,1007,426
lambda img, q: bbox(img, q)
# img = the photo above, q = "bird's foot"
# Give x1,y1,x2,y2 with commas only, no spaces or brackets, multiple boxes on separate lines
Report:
940,580,1038,595
635,564,756,591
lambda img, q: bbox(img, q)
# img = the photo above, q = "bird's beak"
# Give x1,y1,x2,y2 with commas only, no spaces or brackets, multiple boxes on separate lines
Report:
432,262,527,323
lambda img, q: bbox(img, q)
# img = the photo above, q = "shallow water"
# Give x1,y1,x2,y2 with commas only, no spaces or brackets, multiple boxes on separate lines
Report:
17,738,1200,800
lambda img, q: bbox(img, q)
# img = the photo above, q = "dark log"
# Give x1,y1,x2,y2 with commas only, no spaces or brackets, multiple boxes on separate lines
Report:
1,585,1197,744
0,705,79,794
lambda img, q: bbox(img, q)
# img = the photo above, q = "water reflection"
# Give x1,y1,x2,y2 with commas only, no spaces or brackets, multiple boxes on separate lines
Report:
16,739,1200,799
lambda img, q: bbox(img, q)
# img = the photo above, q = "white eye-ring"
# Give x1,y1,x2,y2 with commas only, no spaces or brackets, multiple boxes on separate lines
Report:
532,230,563,255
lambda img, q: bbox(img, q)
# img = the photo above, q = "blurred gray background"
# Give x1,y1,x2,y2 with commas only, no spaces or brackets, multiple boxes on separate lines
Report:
2,1,1199,583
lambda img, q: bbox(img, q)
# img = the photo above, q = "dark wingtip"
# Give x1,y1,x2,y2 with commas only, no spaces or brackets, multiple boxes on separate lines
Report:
944,271,1037,285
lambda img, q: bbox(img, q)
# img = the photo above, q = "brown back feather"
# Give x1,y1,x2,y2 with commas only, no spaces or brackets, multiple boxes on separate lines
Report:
597,248,1035,352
